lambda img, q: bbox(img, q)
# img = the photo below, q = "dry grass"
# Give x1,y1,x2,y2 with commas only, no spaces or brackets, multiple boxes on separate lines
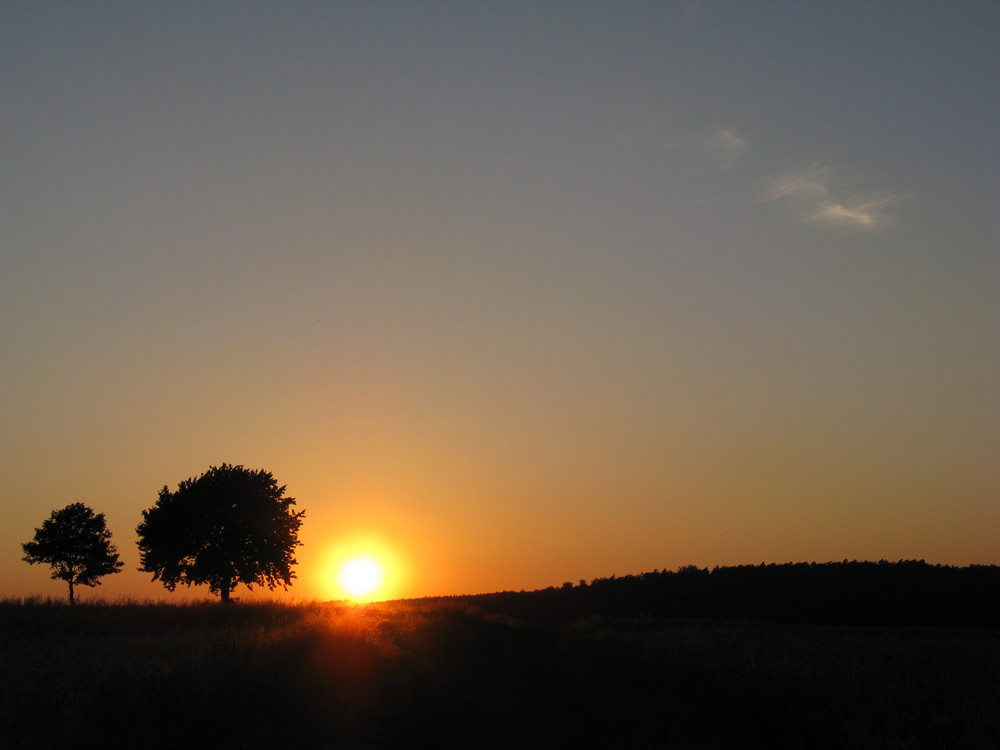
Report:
1,598,998,749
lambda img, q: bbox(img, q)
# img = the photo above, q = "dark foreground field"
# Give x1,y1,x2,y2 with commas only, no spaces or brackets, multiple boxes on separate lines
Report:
2,599,999,750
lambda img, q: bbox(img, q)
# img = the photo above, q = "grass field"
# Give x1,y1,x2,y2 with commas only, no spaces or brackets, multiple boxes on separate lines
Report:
2,598,998,749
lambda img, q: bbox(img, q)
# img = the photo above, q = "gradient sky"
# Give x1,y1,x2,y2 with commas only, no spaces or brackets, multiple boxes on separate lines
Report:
3,2,998,602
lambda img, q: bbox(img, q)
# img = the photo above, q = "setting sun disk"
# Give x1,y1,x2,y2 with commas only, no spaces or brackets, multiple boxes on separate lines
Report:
339,556,382,599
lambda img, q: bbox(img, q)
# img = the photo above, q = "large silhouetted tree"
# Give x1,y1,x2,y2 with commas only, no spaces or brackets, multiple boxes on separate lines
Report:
136,464,305,602
22,503,124,604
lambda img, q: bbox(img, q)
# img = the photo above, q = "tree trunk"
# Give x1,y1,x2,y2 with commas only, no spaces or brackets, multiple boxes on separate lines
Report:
219,576,231,603
68,578,75,606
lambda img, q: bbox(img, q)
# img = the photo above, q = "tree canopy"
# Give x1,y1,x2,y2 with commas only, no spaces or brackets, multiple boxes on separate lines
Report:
22,502,124,604
136,464,305,602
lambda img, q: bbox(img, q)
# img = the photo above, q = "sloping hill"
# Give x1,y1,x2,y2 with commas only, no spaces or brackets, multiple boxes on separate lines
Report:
459,560,1000,627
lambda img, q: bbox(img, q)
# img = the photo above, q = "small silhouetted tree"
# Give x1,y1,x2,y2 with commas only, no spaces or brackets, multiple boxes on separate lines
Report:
136,464,305,602
22,503,124,604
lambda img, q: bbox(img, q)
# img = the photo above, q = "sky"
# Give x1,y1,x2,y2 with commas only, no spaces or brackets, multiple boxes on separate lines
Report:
3,1,998,603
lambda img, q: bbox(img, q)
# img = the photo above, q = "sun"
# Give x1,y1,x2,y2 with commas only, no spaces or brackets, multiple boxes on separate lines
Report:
319,533,404,602
338,556,383,599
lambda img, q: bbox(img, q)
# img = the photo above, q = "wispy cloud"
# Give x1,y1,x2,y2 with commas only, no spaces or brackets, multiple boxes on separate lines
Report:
767,167,902,230
703,126,750,170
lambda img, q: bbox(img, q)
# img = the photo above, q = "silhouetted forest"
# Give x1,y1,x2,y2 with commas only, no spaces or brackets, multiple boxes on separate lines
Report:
459,560,1000,627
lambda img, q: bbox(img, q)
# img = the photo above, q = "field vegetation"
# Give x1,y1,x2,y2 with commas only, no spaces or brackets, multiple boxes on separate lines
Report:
3,564,1000,749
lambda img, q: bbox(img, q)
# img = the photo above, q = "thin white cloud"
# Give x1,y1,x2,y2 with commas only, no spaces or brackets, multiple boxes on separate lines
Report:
704,126,750,170
768,168,829,201
767,166,901,230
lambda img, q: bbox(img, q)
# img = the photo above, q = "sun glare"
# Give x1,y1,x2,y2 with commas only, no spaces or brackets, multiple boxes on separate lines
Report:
338,556,383,600
319,533,405,602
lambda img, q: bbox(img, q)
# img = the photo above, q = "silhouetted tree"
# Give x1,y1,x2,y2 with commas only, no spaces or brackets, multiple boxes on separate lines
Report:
22,503,124,604
136,464,305,602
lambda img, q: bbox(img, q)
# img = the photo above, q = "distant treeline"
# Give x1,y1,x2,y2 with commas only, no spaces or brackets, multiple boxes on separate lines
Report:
453,561,1000,628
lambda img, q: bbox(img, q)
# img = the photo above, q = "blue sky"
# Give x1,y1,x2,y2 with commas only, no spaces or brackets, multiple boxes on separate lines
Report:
3,2,997,600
